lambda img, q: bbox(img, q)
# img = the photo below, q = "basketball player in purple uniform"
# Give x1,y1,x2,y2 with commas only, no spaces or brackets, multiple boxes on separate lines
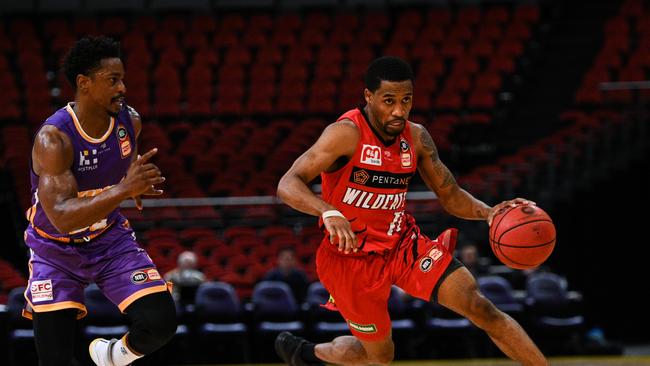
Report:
24,36,176,366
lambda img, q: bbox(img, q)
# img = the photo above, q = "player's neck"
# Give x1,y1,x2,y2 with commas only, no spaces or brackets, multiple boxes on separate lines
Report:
72,101,112,139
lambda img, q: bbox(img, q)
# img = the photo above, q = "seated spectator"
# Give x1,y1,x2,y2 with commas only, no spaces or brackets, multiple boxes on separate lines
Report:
165,251,206,303
459,243,489,277
263,247,309,303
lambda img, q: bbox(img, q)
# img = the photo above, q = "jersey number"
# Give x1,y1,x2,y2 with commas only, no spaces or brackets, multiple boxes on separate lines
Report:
387,211,404,236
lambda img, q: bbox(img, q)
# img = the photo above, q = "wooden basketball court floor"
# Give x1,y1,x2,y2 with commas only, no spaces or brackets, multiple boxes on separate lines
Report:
191,356,650,366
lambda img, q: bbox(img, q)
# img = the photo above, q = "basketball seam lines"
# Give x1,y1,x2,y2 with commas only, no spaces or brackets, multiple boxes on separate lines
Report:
493,238,556,248
496,218,554,244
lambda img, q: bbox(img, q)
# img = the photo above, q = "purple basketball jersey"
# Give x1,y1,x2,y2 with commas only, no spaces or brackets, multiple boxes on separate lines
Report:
26,102,136,244
22,102,169,319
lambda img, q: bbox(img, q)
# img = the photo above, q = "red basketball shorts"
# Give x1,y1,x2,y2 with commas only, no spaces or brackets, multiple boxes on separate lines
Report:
316,227,458,341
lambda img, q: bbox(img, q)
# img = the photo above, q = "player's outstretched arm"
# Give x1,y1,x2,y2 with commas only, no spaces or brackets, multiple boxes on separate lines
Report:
34,126,163,233
277,120,359,253
412,123,492,221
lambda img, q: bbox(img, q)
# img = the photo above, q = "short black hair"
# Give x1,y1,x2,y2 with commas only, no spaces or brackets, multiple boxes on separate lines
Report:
364,56,414,92
62,36,121,88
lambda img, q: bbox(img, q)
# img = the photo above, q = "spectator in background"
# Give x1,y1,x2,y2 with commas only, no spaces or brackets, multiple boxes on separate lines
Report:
263,247,309,303
165,251,206,303
459,243,489,277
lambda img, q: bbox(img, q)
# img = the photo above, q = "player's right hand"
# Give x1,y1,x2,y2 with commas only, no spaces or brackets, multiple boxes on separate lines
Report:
121,148,165,198
323,216,358,254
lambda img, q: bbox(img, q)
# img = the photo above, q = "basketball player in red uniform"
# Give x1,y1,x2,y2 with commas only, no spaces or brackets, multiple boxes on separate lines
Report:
275,56,547,366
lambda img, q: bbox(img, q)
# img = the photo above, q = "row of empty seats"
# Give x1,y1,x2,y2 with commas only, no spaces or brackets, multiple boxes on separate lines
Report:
3,270,584,363
0,4,541,125
576,0,650,105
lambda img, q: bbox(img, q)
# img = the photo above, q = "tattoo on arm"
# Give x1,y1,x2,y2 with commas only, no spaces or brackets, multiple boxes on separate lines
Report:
420,126,457,189
419,126,438,160
438,166,457,189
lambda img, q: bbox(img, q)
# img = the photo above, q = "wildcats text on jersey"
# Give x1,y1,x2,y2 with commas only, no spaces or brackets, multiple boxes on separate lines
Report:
341,187,407,210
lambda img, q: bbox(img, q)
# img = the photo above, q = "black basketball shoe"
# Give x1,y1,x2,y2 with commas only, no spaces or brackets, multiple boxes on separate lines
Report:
275,331,324,366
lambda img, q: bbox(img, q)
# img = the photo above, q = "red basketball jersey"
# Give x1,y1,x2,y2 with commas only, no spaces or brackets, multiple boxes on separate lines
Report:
321,108,418,252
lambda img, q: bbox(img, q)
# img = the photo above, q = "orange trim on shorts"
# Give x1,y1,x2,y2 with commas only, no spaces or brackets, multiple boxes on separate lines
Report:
66,103,114,144
117,284,170,312
24,300,88,320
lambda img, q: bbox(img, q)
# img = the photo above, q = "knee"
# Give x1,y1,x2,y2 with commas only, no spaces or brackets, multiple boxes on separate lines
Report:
468,292,503,329
127,292,178,353
137,297,177,338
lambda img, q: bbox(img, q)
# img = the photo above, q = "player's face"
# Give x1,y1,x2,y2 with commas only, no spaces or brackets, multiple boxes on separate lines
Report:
88,58,126,117
365,80,413,138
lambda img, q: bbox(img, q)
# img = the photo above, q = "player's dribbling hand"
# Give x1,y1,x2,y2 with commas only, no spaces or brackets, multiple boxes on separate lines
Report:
323,216,358,254
487,197,536,226
121,148,165,201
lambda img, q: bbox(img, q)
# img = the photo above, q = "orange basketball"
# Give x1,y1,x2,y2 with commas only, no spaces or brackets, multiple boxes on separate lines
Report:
489,204,556,269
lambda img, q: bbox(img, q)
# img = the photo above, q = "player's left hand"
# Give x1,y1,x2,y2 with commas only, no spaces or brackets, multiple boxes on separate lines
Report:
487,198,536,226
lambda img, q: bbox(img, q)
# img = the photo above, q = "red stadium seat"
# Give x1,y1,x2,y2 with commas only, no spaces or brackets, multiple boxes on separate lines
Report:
434,92,463,110
467,91,496,110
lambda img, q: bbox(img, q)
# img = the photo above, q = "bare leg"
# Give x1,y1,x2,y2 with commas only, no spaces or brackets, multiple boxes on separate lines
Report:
314,334,394,366
436,267,548,366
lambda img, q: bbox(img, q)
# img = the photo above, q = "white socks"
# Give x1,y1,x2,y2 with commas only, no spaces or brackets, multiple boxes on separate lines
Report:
111,337,143,366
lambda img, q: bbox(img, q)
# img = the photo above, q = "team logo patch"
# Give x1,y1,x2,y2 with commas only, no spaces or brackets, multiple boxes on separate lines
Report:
420,257,433,272
347,320,377,333
117,124,132,158
353,169,370,185
131,268,161,285
31,279,53,303
400,139,410,152
116,125,128,141
360,144,382,166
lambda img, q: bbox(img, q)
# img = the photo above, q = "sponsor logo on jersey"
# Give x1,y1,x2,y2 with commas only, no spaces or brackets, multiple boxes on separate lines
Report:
347,320,377,333
78,149,99,172
349,167,413,189
353,169,370,185
420,257,433,272
131,268,161,285
428,248,444,261
341,187,407,210
401,153,412,167
360,144,382,166
31,279,53,302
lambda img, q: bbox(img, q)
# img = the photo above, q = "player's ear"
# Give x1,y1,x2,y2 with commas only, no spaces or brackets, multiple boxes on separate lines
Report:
364,88,373,104
77,74,90,91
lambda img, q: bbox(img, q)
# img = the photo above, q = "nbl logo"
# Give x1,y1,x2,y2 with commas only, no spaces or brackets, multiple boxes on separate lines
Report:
360,145,382,166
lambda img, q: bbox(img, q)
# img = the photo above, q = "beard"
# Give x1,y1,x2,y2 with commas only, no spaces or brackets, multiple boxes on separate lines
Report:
383,119,406,136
